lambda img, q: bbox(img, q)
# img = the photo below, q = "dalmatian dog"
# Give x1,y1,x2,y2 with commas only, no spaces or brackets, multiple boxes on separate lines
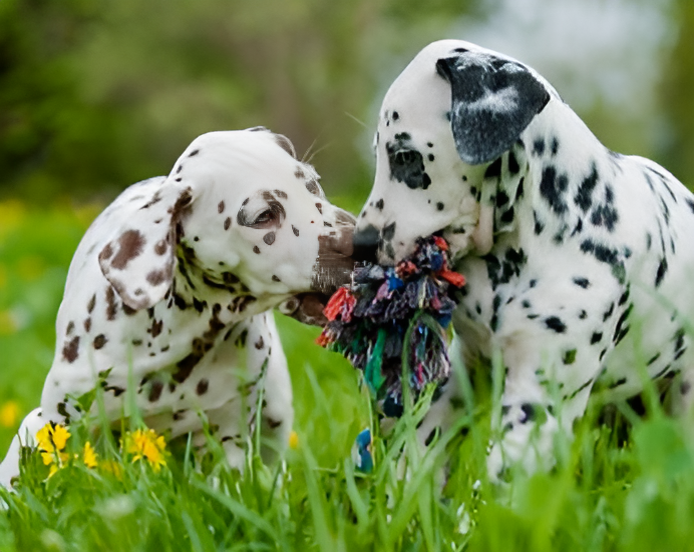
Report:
0,127,355,487
353,39,694,479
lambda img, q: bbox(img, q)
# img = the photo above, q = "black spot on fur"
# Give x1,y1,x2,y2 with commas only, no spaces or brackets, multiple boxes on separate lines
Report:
375,199,384,211
532,138,545,156
508,151,520,174
573,277,590,289
655,257,668,287
579,239,625,283
574,163,599,212
590,332,603,345
550,137,559,155
539,166,569,215
485,158,502,179
545,316,566,333
613,304,633,344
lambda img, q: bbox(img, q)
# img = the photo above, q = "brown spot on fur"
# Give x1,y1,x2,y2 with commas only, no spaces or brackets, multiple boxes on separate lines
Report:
106,287,118,320
255,336,264,349
224,217,231,230
196,379,209,395
295,167,305,179
218,201,225,213
101,243,113,260
272,275,280,282
292,225,300,236
149,319,163,338
87,294,96,313
263,232,276,245
154,240,168,255
267,418,283,429
315,203,323,214
305,179,321,196
147,269,168,286
84,318,92,332
253,246,261,254
66,321,75,335
274,190,288,199
274,134,296,158
122,303,137,316
148,380,163,402
93,334,107,349
110,230,146,270
62,336,80,363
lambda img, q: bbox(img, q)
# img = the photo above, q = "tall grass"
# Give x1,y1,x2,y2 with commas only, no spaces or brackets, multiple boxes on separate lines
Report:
2,200,694,551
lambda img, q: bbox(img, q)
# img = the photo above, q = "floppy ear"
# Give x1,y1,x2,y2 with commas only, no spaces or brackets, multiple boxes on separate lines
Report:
436,53,550,165
98,177,194,310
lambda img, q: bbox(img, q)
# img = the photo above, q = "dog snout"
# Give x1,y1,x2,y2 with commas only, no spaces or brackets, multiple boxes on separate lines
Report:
311,225,355,294
352,224,380,264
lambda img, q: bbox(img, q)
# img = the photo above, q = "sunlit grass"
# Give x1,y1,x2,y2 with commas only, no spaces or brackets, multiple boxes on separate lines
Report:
2,200,694,551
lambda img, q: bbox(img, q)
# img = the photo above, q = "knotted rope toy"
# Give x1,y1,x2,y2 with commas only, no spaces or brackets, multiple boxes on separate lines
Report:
317,235,465,418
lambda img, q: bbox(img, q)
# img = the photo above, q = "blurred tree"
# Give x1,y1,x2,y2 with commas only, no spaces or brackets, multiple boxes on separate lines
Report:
0,0,486,209
658,0,694,187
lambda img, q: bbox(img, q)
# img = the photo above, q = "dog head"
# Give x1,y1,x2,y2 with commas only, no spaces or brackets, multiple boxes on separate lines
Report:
354,40,555,264
98,128,355,321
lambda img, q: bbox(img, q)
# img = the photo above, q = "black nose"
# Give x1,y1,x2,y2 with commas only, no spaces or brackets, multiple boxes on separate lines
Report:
352,224,380,264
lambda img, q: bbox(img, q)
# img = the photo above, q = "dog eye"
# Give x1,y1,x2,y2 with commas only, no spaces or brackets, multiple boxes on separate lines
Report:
253,210,276,226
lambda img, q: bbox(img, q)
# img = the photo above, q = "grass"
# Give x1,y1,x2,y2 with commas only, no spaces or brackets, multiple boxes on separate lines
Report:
2,199,694,551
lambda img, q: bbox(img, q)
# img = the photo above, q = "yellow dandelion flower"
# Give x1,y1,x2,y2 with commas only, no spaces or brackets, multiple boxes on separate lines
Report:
289,430,299,450
36,423,71,454
83,441,98,468
0,401,19,427
125,429,167,472
51,425,71,450
36,423,71,476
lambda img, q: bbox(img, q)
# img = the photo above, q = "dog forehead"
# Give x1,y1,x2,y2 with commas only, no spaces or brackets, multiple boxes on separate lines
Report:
174,130,304,196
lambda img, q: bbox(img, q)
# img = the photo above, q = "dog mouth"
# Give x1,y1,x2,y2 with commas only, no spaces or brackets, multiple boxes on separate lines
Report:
278,292,332,326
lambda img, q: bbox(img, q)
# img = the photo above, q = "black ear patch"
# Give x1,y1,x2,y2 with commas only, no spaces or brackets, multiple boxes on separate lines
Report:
436,53,550,165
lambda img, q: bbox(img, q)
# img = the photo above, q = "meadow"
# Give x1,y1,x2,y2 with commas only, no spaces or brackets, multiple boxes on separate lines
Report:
1,199,694,551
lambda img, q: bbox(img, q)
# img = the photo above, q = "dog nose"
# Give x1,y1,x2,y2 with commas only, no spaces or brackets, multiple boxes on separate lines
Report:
352,224,380,263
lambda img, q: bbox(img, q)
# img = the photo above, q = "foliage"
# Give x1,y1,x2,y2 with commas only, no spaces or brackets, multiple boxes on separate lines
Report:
3,201,694,550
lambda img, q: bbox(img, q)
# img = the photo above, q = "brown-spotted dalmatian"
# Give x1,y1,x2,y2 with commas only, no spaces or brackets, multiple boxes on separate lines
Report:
0,127,355,486
353,40,694,480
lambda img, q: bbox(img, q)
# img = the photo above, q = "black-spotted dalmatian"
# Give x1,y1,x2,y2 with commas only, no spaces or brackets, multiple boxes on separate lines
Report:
0,127,355,486
353,39,694,479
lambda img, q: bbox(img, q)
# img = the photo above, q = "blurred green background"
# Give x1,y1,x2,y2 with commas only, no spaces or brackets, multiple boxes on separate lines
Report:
0,0,693,458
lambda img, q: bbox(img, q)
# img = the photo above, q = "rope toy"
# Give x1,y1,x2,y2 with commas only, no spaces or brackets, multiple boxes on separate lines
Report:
317,235,465,417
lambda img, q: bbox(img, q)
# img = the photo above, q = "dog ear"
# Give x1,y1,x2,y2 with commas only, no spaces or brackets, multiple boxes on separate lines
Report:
98,177,194,310
436,53,550,165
